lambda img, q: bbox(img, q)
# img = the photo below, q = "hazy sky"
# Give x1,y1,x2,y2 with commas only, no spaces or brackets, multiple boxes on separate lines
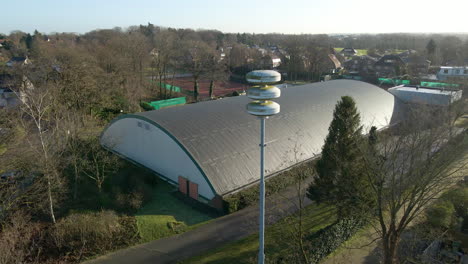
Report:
2,0,468,35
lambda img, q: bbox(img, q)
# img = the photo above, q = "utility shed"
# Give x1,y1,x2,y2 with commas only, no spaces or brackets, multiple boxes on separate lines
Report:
101,80,397,208
388,85,462,106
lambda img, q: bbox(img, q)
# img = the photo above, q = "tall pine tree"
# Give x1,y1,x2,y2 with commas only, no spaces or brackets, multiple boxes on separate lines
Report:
307,96,374,219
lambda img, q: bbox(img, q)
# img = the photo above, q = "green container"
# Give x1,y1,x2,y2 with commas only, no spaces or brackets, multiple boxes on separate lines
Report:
378,78,410,85
420,81,460,88
161,83,181,93
149,80,182,93
149,97,186,110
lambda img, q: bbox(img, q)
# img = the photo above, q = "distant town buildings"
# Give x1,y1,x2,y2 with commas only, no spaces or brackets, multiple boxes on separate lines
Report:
436,66,468,81
340,47,358,56
6,56,30,67
374,55,406,77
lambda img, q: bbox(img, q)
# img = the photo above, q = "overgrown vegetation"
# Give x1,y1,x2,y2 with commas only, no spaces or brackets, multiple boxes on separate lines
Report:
181,204,337,264
135,179,213,243
223,163,314,213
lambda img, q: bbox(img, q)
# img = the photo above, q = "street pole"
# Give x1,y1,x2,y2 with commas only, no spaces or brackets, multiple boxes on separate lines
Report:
258,116,266,264
245,70,281,264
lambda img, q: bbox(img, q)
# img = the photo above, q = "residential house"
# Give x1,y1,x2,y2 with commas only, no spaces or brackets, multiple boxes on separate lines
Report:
6,56,30,67
374,55,406,77
436,66,468,81
259,54,282,69
402,55,431,75
343,55,377,75
0,74,20,108
326,54,342,74
340,47,358,57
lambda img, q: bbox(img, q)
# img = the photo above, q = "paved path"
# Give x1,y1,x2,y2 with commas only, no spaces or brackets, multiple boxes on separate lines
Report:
85,180,312,264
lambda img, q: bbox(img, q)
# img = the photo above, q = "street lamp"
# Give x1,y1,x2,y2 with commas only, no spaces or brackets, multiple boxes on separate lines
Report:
245,70,281,264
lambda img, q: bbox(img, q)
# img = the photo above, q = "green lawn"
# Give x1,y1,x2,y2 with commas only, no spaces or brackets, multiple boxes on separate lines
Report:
455,113,468,128
334,47,368,56
136,179,214,242
0,144,6,156
180,203,336,264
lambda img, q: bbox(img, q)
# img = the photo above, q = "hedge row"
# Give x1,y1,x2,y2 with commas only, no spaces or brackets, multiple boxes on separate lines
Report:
223,162,315,213
307,217,365,263
269,217,365,264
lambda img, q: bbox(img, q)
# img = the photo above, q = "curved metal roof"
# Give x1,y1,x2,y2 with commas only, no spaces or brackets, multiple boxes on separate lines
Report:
135,80,397,196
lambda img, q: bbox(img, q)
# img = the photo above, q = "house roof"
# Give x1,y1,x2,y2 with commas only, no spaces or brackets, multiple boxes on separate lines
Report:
8,57,27,63
401,55,430,65
328,54,342,69
341,48,357,53
130,80,397,196
375,54,405,66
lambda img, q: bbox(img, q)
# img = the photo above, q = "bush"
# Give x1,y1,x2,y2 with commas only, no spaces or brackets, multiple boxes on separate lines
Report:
140,101,153,111
441,187,468,218
167,221,185,234
51,210,137,259
224,163,314,213
307,218,365,263
426,200,455,229
0,213,41,264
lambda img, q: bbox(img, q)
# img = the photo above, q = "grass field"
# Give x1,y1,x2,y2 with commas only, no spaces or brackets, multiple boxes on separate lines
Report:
136,179,214,242
455,113,468,128
180,204,336,264
334,47,368,56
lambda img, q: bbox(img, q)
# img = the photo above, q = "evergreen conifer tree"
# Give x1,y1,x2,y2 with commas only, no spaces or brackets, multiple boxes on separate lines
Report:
307,96,374,219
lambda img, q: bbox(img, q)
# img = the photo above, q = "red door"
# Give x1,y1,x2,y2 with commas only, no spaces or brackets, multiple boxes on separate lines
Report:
189,182,198,200
178,176,187,194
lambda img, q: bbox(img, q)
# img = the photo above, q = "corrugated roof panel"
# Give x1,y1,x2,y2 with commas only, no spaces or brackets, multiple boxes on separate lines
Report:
136,80,396,196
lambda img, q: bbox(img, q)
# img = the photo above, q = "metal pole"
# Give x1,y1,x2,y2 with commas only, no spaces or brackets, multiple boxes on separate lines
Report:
258,117,266,264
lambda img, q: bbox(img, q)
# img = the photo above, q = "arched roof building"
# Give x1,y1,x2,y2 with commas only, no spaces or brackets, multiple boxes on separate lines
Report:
101,80,397,207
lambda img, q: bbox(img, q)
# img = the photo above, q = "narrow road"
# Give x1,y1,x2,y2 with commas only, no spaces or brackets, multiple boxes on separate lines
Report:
85,180,313,264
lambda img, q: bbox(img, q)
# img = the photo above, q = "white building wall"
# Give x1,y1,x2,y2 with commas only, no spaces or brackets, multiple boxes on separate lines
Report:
437,67,468,81
101,117,216,200
388,88,462,106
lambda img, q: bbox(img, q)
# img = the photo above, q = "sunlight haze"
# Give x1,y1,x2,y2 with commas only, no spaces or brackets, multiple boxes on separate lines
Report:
2,0,467,34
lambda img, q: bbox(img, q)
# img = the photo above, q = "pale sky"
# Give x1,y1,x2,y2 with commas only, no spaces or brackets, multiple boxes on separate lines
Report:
2,0,467,35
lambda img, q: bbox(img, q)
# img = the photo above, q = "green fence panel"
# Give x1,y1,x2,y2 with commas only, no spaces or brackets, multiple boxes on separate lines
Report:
149,80,182,93
149,97,186,110
420,81,460,88
161,83,181,93
378,78,410,85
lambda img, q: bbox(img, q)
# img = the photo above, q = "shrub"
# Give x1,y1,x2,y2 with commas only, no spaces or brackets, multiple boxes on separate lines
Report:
426,200,456,229
140,101,153,111
441,187,468,218
224,163,314,213
51,210,133,259
167,221,185,234
307,218,365,263
0,213,41,264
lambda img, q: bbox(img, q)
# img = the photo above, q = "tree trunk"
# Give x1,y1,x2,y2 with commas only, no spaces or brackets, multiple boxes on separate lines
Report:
169,71,176,98
209,80,214,99
194,78,199,102
163,65,167,99
73,160,79,200
159,74,163,99
382,233,399,264
47,173,56,223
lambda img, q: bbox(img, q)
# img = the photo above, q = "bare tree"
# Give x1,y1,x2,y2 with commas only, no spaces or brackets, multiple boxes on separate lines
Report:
361,118,467,263
11,72,68,224
81,138,120,193
181,40,216,102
